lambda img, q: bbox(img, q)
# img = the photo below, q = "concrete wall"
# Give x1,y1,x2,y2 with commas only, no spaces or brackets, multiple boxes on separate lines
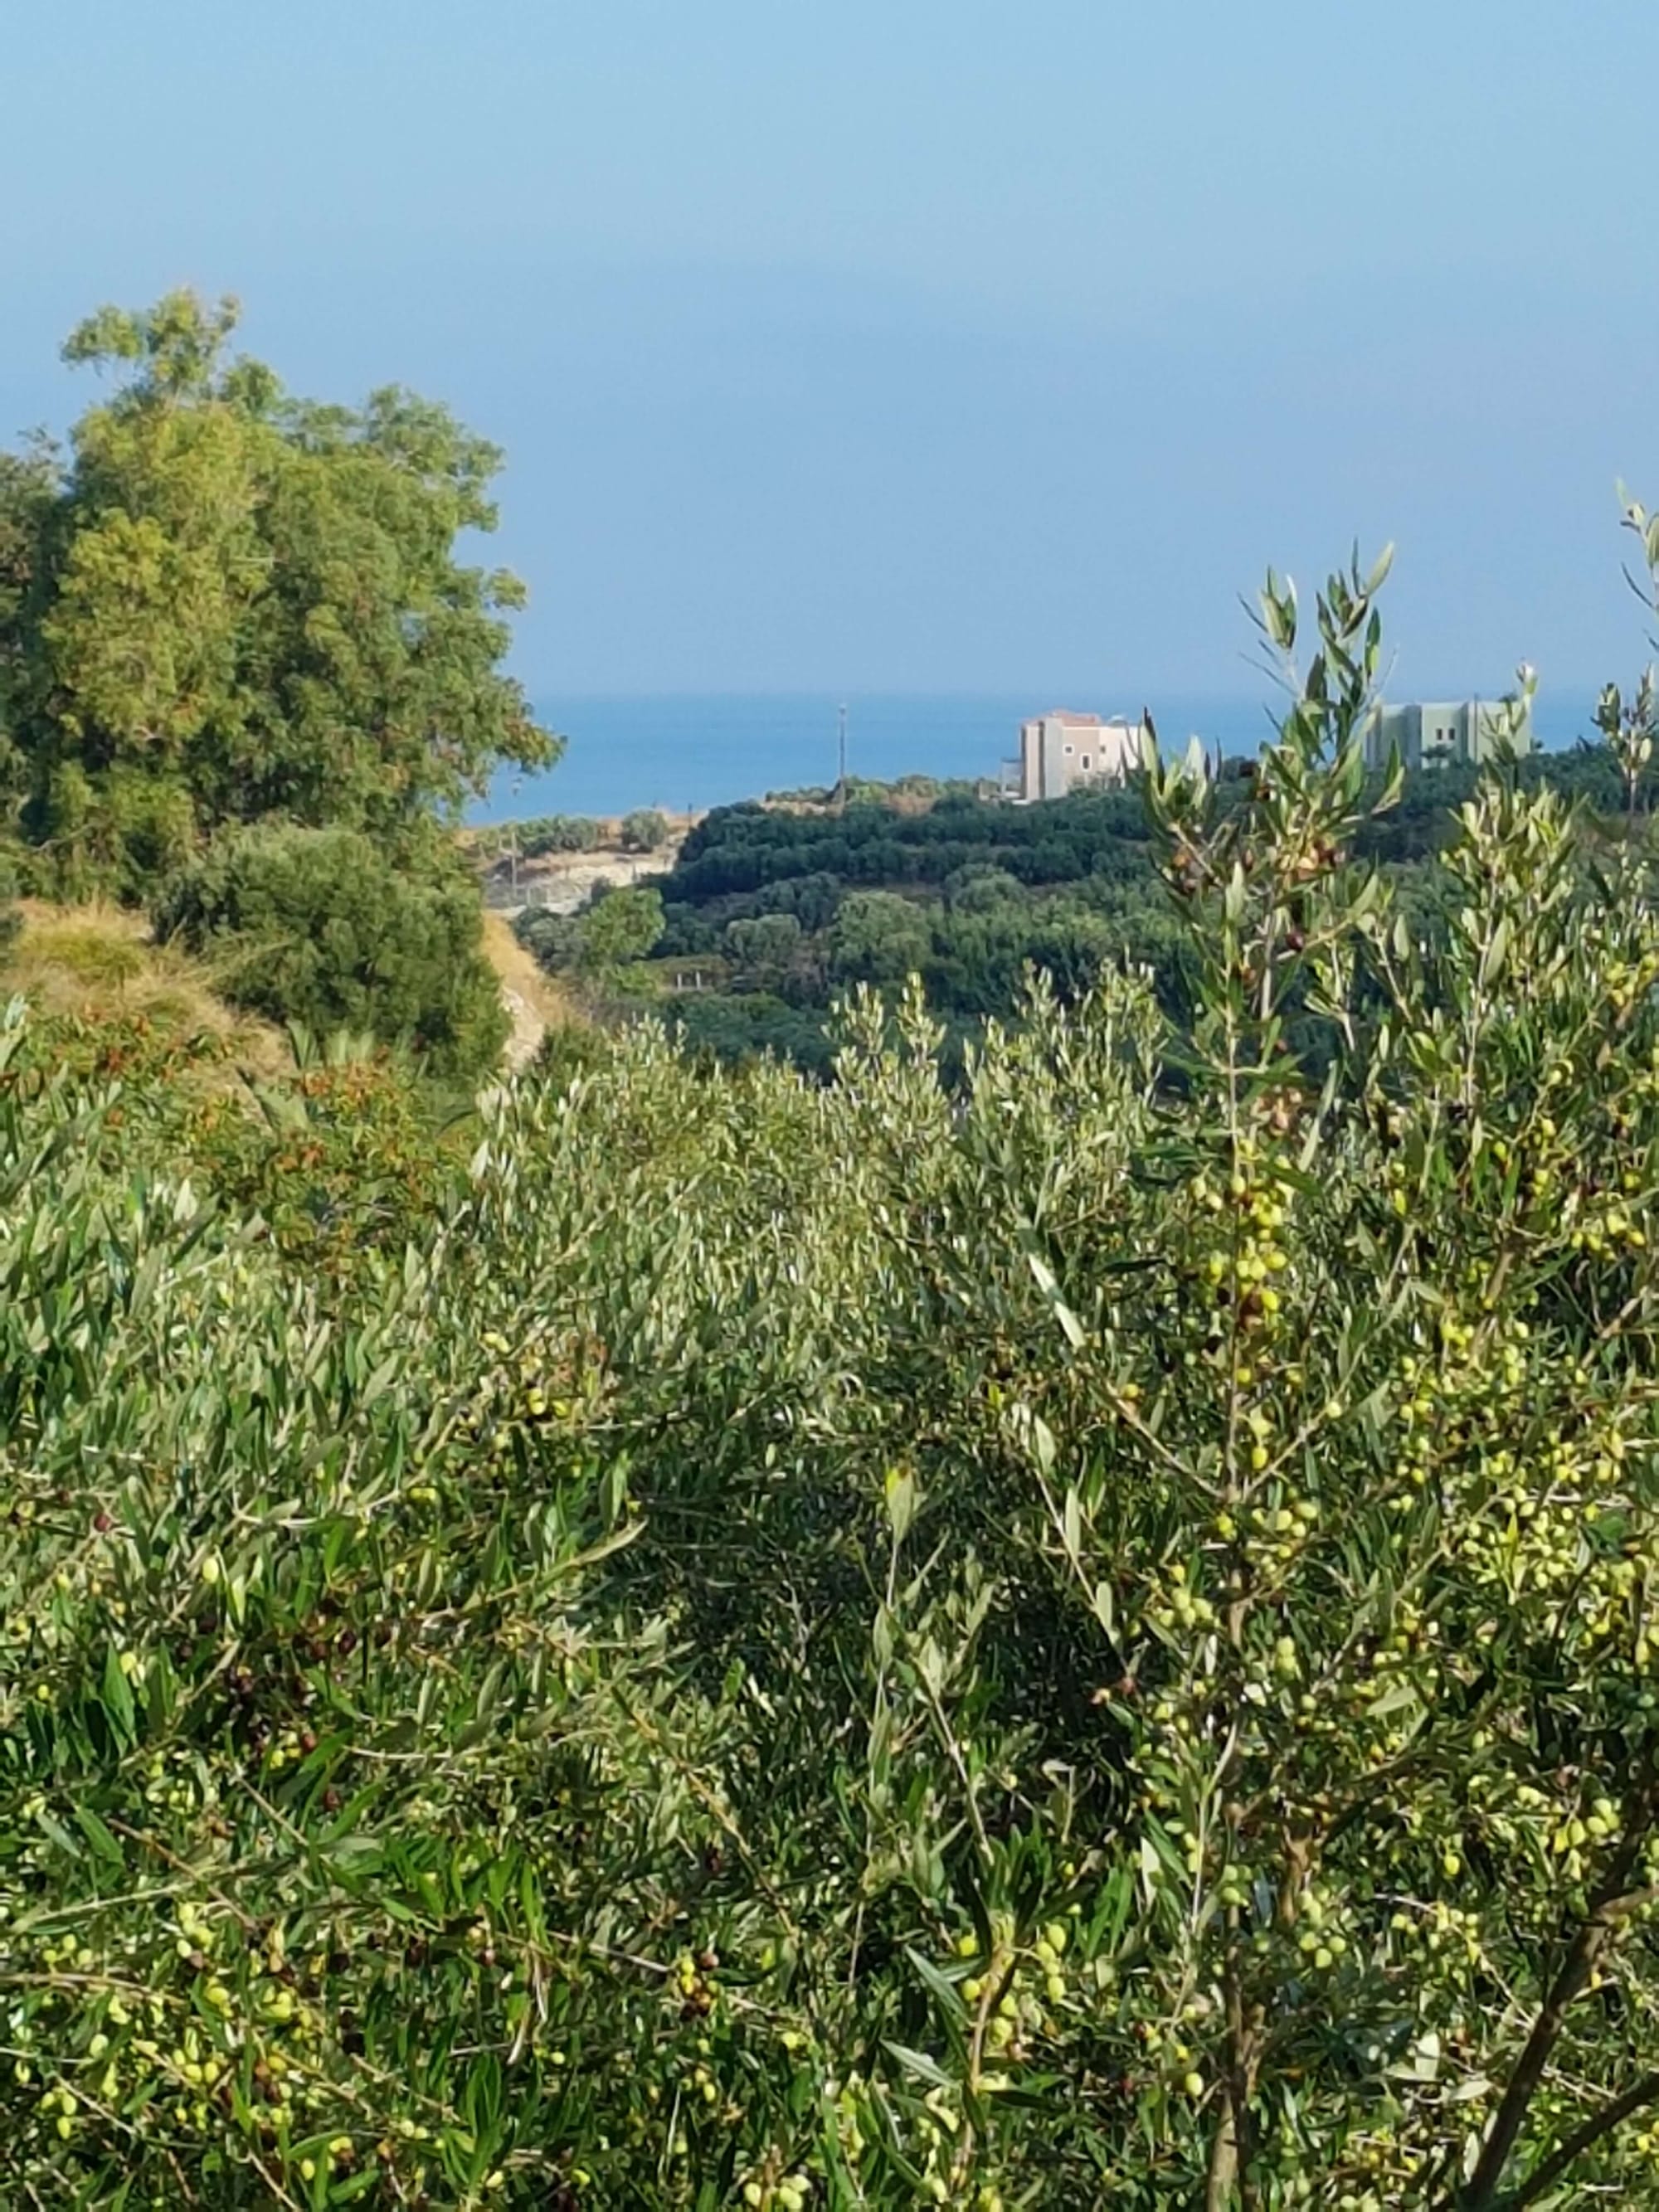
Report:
1418,704,1466,764
1367,698,1535,771
1042,716,1070,799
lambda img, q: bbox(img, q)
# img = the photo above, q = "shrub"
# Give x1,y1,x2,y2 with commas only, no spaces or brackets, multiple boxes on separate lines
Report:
723,912,803,970
186,1049,454,1276
942,862,1024,912
573,884,664,977
518,813,601,858
620,806,672,853
153,823,508,1077
512,904,579,970
19,764,200,903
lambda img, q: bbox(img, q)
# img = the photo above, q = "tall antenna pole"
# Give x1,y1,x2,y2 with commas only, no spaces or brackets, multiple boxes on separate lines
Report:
837,702,848,810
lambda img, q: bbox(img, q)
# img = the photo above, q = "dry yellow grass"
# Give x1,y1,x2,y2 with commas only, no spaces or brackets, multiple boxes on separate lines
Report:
4,900,290,1079
4,899,576,1086
479,909,586,1070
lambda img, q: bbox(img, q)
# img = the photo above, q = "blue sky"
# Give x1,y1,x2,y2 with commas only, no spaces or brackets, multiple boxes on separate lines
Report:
2,0,1657,707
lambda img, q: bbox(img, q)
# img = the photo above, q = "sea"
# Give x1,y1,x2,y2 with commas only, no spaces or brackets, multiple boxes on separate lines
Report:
469,691,1596,824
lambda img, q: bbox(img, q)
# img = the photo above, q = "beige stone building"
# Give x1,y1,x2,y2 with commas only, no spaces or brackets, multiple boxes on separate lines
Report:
1005,709,1148,803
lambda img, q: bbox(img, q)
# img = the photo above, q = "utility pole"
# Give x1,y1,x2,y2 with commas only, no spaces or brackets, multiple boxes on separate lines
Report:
836,702,848,811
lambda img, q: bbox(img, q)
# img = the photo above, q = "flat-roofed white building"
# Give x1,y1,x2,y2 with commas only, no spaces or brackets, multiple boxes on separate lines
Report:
1365,698,1535,772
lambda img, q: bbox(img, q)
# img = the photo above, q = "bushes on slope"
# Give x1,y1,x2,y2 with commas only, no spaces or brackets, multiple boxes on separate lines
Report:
153,822,508,1077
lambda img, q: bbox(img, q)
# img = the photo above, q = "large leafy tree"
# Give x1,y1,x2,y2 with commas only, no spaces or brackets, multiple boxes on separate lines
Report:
830,887,933,984
0,290,553,887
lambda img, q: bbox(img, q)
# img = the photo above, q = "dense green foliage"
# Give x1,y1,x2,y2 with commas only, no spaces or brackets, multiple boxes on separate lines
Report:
153,824,508,1078
517,886,668,1004
516,748,1628,1076
517,816,602,859
762,775,984,809
0,291,552,900
10,548,1659,2208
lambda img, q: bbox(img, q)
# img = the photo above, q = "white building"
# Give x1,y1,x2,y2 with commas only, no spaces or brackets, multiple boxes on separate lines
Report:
1004,709,1148,803
1365,698,1535,772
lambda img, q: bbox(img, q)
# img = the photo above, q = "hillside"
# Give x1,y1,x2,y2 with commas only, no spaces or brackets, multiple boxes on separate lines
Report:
510,746,1633,1072
12,647,1659,2201
6,294,1659,2205
4,900,290,1082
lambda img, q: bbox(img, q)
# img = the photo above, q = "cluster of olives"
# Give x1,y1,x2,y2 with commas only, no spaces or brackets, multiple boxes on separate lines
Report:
1602,949,1659,1018
1547,1795,1624,1884
1389,1898,1484,1971
472,1325,605,1466
670,1942,719,2020
1567,1199,1648,1258
1331,2126,1428,2211
1190,1160,1295,1350
1213,1490,1319,1568
1146,1561,1217,1640
740,2163,810,2208
294,2137,359,2187
1131,2007,1210,2101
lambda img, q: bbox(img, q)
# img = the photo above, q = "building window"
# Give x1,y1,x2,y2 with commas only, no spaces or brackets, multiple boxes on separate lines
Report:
1063,743,1073,756
1082,756,1092,771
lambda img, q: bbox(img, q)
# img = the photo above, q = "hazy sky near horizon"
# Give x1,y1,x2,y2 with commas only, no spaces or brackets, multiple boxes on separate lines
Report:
2,0,1657,708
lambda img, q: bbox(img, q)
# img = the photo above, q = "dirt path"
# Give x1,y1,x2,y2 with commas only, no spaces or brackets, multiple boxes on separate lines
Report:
479,912,576,1073
500,985,544,1071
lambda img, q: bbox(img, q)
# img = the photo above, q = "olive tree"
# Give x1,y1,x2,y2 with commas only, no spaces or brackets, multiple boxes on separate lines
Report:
10,544,1659,2211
